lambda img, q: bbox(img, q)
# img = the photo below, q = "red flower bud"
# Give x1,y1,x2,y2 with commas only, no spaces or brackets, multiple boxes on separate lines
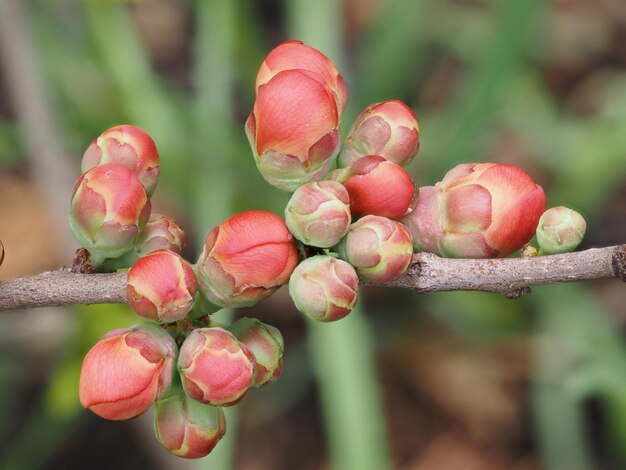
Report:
341,100,420,167
69,163,151,266
338,215,413,282
289,255,359,322
338,155,414,219
229,318,284,387
255,40,348,115
178,328,255,406
82,125,160,196
127,250,197,323
79,323,176,420
285,180,351,248
536,206,586,255
246,70,340,191
401,163,546,258
196,210,299,308
154,386,226,459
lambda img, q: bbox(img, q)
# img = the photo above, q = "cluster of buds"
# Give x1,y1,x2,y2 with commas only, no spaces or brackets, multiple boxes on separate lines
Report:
73,129,286,459
75,40,588,462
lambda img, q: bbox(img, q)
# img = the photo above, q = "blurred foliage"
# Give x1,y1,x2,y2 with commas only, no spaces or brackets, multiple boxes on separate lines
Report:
0,0,625,469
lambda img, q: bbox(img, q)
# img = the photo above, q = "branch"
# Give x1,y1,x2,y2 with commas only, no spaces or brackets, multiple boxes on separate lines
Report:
0,245,624,311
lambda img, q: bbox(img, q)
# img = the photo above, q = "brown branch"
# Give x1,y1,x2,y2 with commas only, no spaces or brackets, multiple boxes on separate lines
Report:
0,245,624,311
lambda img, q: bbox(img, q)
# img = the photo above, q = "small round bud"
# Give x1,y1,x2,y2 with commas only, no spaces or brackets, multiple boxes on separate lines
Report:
69,163,151,266
339,155,414,219
178,328,256,406
135,213,186,256
285,181,351,248
289,255,359,322
196,211,299,308
154,386,226,459
82,124,160,196
79,323,176,420
127,250,197,323
229,318,284,387
340,100,419,167
536,206,586,255
338,216,413,282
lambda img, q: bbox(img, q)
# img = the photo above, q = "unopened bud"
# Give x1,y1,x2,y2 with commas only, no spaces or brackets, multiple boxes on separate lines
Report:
338,216,413,282
196,211,299,308
69,163,150,266
127,250,197,323
536,206,586,255
340,100,419,167
178,328,256,406
285,181,351,248
401,163,545,258
289,255,359,322
337,155,414,219
154,386,226,459
82,124,160,196
79,323,176,420
229,318,284,387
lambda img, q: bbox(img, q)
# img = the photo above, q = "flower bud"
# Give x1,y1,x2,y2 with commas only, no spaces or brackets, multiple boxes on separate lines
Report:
289,255,359,322
136,213,186,256
401,163,546,258
536,206,586,255
255,40,348,115
229,318,284,387
154,386,226,459
82,125,160,196
285,181,351,248
340,100,419,167
178,328,255,406
127,250,197,323
336,155,414,219
338,215,413,282
196,210,299,308
69,163,151,266
79,323,176,420
246,70,340,191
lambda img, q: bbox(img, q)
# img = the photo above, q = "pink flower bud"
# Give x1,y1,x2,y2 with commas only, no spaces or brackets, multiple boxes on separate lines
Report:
255,40,348,115
82,125,160,196
338,215,413,282
196,210,299,308
288,255,359,322
136,213,186,256
338,155,414,219
69,163,151,265
285,181,351,248
246,69,340,191
536,206,586,255
154,387,226,459
401,163,546,258
229,317,284,387
79,323,176,420
340,100,420,167
127,250,197,323
178,328,255,406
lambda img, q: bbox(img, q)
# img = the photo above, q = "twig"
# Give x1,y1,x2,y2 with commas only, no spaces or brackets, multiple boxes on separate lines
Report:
0,245,624,311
